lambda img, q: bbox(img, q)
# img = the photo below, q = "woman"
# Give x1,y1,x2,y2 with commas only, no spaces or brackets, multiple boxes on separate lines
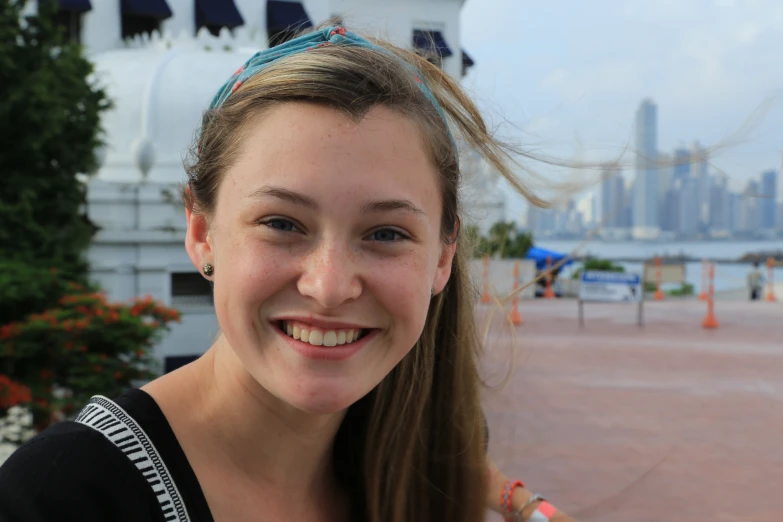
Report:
0,26,573,522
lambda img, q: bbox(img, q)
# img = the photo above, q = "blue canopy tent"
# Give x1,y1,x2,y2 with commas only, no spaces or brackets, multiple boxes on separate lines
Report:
526,247,573,271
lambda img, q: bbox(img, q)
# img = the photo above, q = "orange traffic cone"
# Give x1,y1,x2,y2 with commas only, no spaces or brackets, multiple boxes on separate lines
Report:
766,257,776,302
508,261,524,326
481,255,492,304
654,257,665,301
702,262,719,329
543,256,556,299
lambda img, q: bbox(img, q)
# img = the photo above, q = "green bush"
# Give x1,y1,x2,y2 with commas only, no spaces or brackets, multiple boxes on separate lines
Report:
572,258,625,279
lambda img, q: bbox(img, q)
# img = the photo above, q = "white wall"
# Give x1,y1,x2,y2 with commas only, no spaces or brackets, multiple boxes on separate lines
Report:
162,0,196,39
82,0,122,54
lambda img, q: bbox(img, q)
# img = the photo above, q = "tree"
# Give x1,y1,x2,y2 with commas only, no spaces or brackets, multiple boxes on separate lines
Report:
466,222,534,259
0,1,177,434
0,0,110,278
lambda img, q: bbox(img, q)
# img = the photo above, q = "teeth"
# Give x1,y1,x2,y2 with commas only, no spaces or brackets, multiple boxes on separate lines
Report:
309,330,323,346
283,321,365,347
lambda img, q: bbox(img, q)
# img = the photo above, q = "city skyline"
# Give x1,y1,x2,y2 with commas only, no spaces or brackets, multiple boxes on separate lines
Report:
461,0,783,221
525,99,780,240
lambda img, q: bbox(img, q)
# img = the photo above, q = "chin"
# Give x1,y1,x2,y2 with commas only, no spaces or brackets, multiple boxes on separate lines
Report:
282,380,370,415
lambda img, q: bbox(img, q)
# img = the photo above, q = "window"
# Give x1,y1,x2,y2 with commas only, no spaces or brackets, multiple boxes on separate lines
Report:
195,0,244,37
55,8,82,43
461,49,475,78
412,29,453,69
266,0,313,47
38,0,91,44
120,0,173,40
170,272,213,307
121,15,161,39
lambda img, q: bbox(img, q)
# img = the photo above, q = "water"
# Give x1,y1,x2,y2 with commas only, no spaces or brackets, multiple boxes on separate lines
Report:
537,239,783,292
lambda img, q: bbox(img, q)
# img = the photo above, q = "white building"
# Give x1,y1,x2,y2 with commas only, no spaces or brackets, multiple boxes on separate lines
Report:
27,0,501,371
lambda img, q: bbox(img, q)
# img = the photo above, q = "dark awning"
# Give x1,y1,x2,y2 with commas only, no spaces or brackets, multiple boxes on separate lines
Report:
413,29,453,58
266,0,313,33
56,0,92,13
121,0,173,20
196,0,244,29
462,49,475,68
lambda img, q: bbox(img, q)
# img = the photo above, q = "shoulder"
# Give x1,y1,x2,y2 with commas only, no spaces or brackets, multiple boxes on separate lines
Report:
0,421,163,522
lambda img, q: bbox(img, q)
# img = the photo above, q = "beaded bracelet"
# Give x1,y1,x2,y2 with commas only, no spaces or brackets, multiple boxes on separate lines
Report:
499,479,524,521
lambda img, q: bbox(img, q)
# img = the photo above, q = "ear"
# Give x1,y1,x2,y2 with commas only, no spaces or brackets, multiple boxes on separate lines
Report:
432,241,457,296
184,206,213,275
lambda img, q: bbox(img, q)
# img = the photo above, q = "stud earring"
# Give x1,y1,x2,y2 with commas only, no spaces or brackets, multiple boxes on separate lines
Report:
203,263,214,276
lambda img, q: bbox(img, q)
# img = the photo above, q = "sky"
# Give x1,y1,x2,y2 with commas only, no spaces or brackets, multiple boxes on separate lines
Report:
460,0,783,220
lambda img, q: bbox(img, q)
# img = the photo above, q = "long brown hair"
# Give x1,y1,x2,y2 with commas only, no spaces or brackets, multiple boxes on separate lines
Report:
182,29,534,522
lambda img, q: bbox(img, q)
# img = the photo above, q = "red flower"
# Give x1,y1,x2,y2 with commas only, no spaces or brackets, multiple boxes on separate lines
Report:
64,341,73,351
114,371,122,380
79,345,87,352
94,365,102,373
0,375,32,408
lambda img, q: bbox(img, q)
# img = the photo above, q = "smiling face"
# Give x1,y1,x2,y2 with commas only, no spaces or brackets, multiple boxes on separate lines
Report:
185,103,455,414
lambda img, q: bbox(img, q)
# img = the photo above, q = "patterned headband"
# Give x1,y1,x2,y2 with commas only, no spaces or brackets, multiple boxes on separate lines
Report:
208,26,459,162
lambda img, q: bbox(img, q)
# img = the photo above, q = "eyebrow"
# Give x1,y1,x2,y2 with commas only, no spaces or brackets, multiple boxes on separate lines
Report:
247,185,426,216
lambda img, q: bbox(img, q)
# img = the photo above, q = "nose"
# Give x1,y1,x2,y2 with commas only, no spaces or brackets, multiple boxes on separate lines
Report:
296,240,362,309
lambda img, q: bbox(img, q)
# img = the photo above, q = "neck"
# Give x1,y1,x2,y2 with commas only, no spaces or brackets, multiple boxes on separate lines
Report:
182,337,347,495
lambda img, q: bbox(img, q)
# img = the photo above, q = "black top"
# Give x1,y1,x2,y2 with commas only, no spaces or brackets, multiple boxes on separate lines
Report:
0,389,215,522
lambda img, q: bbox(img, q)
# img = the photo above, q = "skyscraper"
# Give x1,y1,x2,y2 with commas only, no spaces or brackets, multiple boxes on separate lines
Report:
691,142,710,227
632,99,659,238
678,178,699,236
600,166,626,228
760,170,778,230
673,148,690,185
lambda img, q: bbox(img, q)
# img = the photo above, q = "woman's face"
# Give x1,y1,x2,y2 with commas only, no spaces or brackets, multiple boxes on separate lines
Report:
187,103,455,414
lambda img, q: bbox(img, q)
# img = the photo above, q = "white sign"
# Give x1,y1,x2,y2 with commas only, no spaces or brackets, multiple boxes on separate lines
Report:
579,271,642,302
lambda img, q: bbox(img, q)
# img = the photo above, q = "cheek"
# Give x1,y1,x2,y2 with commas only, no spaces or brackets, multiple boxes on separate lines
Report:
213,237,295,312
370,255,431,327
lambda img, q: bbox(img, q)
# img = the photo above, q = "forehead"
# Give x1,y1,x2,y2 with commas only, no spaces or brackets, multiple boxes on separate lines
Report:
221,103,441,208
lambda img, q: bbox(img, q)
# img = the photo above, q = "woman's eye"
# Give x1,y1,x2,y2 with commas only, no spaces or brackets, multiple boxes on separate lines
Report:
368,228,406,242
260,218,299,233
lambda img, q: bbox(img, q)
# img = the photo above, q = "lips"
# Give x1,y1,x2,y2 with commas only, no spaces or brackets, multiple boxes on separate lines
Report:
273,320,377,361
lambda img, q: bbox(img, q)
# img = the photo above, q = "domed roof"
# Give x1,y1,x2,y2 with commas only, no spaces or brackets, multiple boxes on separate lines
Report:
91,29,266,183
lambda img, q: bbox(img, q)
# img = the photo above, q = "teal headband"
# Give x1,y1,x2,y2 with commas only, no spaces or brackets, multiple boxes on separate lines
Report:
208,26,458,162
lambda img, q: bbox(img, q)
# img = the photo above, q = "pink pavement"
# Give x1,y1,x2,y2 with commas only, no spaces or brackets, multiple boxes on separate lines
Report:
479,299,783,522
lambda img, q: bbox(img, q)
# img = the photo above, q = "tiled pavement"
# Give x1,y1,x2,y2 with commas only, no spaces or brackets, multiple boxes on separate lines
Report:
480,299,783,522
